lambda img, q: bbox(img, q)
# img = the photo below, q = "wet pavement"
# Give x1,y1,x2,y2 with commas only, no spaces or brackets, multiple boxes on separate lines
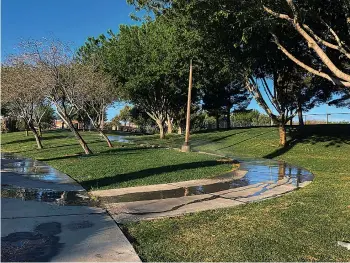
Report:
1,153,141,262
1,152,84,192
1,187,100,206
92,152,314,223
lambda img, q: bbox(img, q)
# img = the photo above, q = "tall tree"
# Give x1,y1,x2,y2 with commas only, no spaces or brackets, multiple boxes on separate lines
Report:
175,0,334,145
73,62,117,147
128,0,350,87
129,106,154,133
2,61,44,149
117,105,132,126
203,78,251,130
106,17,198,139
19,39,93,154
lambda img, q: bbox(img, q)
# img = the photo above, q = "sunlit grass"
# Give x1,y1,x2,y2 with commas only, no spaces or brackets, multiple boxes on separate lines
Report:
1,130,232,190
124,125,350,261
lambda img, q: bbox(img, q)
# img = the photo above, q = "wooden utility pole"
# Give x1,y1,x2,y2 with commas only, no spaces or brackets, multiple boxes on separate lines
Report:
182,59,193,152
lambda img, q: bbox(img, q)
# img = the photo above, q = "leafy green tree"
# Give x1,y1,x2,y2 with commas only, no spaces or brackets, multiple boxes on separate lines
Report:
172,0,333,145
203,78,251,130
104,17,199,138
118,105,132,126
130,106,154,133
329,90,350,109
231,110,271,127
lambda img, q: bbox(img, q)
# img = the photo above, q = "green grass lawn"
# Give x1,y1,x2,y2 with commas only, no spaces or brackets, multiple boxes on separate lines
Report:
2,126,350,261
124,125,350,261
1,130,233,190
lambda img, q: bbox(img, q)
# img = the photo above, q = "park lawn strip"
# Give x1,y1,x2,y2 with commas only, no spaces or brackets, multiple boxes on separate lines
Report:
125,125,350,261
1,130,233,190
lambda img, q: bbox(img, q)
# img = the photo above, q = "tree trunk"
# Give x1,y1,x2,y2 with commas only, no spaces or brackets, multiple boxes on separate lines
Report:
99,130,113,148
279,124,287,147
100,112,105,130
297,102,304,126
156,119,165,139
216,114,220,130
69,123,93,154
166,116,173,134
25,123,29,136
59,112,92,154
38,124,42,137
28,121,43,149
226,109,231,129
177,126,182,135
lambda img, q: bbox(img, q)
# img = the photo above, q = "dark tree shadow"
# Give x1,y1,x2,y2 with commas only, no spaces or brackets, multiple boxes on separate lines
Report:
194,125,275,134
215,129,275,151
37,146,154,162
10,140,103,154
81,160,223,190
209,130,250,143
263,124,350,159
3,135,70,145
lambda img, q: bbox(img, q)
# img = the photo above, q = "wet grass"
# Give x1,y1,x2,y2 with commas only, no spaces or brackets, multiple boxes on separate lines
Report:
124,125,350,261
1,130,233,190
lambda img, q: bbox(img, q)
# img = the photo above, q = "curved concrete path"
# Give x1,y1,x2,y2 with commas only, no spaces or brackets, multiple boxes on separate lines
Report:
92,151,313,223
1,153,141,262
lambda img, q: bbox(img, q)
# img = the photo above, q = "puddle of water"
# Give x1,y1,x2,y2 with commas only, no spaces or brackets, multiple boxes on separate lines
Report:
101,178,251,203
107,135,129,143
2,150,313,207
100,159,313,203
1,187,100,206
1,153,78,184
1,153,97,206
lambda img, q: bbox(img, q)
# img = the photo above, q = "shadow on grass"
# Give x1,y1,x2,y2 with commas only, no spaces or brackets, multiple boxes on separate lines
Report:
209,130,249,143
10,140,104,154
3,135,70,145
37,146,154,162
80,160,223,190
193,125,275,134
264,124,350,159
215,129,275,151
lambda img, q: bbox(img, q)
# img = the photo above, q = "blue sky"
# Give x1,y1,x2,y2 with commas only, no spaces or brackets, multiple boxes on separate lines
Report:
2,0,350,122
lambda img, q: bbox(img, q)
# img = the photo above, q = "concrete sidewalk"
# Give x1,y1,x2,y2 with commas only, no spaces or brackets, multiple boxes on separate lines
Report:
1,153,141,262
92,155,313,223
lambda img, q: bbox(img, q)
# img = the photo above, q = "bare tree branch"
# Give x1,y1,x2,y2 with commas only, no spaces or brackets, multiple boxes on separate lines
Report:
264,1,350,84
303,24,350,60
271,33,350,87
263,6,293,22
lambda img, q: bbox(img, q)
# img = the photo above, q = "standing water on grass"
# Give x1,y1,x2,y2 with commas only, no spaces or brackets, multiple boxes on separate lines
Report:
99,158,314,203
107,135,130,143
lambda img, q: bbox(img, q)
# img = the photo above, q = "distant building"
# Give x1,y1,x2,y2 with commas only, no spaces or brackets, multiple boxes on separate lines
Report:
54,119,85,130
113,122,138,132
